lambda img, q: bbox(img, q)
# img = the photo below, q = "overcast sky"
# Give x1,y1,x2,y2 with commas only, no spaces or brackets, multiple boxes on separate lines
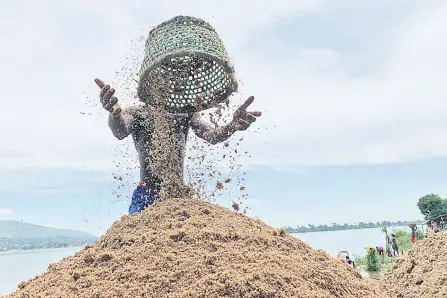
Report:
1,0,447,235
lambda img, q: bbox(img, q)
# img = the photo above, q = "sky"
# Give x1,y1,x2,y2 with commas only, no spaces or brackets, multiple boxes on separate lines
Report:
1,0,447,236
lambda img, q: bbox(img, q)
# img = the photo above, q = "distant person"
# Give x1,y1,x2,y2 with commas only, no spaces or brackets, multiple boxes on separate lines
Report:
385,242,392,257
431,221,439,233
376,246,384,256
384,232,393,257
391,234,399,257
345,256,355,268
410,225,417,243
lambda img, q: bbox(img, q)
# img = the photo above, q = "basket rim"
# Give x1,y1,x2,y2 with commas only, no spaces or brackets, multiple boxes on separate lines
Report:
137,49,238,105
147,16,216,44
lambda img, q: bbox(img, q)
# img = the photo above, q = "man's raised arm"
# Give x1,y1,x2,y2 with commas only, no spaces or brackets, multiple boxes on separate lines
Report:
190,113,237,145
191,96,262,145
95,78,138,140
107,107,139,140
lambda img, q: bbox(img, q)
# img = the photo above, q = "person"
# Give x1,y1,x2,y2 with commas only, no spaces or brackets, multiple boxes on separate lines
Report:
94,79,262,215
385,242,392,257
384,232,393,257
431,220,439,233
345,256,355,268
391,234,399,257
376,246,384,256
410,225,417,243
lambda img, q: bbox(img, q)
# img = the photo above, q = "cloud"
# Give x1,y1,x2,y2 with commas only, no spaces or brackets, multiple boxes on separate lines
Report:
0,209,13,216
235,1,447,167
2,0,447,173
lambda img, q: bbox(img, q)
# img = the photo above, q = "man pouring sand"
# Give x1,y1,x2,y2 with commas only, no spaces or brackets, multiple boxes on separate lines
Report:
94,16,262,215
94,79,261,214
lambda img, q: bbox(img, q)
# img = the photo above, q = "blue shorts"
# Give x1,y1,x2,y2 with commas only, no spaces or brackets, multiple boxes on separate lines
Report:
128,184,158,215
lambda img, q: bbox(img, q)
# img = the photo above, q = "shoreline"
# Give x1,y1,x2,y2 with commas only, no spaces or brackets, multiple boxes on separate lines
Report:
286,224,414,234
0,246,84,255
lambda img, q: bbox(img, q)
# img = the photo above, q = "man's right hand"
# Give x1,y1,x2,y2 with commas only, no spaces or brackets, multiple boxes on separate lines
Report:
95,78,122,117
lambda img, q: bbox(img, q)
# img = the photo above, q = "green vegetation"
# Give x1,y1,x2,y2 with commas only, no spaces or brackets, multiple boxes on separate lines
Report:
354,252,395,271
365,249,380,272
392,229,424,251
284,220,423,234
353,229,425,272
0,220,97,252
417,194,447,224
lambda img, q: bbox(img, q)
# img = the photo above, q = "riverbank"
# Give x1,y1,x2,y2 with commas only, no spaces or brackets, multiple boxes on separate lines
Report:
0,246,84,255
0,221,97,252
352,228,434,276
285,222,423,234
0,246,83,296
0,240,94,252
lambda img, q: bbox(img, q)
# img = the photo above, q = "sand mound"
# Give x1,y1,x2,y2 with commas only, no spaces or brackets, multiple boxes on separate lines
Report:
381,232,447,298
8,199,385,298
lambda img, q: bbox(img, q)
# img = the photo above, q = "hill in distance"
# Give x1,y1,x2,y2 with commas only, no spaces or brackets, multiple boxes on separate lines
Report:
0,221,98,251
0,220,97,239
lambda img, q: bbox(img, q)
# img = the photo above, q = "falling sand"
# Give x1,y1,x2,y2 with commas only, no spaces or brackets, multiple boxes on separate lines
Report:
8,199,386,298
381,232,447,298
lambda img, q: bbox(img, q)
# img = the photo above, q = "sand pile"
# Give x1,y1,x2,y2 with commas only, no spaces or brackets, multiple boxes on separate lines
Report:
8,199,385,298
381,232,447,298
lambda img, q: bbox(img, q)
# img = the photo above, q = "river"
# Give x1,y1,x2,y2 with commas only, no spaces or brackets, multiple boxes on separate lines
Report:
0,227,393,296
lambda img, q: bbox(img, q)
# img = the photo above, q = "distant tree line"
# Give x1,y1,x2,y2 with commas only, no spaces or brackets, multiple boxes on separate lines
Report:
285,193,447,234
284,220,421,234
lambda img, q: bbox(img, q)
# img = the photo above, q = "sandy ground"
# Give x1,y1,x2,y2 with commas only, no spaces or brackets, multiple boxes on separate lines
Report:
380,232,447,298
7,199,387,298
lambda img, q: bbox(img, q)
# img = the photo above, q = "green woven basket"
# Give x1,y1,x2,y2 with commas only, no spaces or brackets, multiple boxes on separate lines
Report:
137,16,238,114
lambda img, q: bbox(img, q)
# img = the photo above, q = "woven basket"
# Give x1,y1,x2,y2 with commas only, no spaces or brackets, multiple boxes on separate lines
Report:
137,16,238,114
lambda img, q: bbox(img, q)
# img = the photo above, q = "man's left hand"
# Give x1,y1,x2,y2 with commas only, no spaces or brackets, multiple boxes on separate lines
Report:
231,96,262,131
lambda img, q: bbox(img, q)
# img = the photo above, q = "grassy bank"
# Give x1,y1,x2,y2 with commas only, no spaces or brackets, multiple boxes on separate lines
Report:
353,229,424,272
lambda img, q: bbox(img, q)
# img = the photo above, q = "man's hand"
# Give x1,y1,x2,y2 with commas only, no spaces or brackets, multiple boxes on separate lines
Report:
231,96,262,131
190,96,261,144
95,78,122,117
